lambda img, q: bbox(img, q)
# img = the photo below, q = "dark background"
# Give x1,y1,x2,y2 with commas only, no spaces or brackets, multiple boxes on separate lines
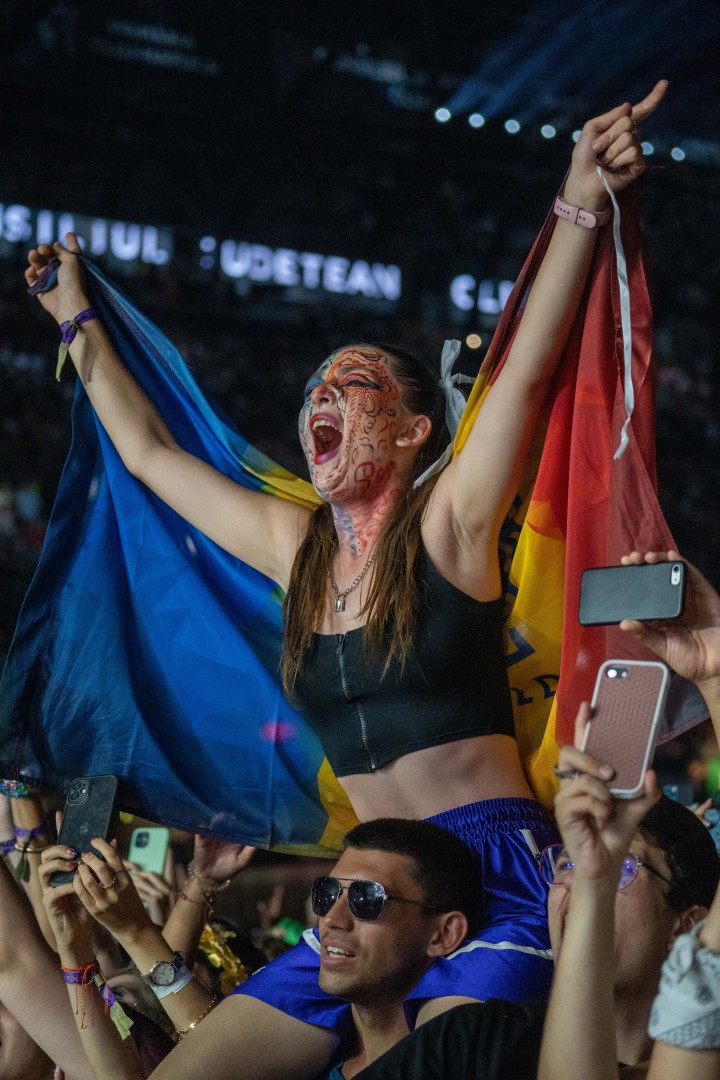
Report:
1,0,719,664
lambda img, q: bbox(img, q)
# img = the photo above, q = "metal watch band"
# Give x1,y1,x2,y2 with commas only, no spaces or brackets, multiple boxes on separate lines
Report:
553,194,612,229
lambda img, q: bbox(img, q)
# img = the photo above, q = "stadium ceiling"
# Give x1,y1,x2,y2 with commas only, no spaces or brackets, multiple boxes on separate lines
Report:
1,0,718,239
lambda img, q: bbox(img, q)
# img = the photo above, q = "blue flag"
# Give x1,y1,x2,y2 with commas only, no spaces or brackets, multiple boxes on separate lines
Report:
0,262,357,854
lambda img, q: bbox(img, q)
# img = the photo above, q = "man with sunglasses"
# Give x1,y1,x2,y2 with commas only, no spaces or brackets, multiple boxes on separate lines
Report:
304,818,476,1078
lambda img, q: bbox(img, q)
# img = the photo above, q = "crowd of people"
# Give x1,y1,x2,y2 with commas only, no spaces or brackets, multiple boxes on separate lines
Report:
1,80,720,1080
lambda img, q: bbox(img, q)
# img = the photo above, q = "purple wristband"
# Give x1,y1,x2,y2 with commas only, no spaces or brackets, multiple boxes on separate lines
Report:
60,308,97,344
62,963,99,985
56,308,97,381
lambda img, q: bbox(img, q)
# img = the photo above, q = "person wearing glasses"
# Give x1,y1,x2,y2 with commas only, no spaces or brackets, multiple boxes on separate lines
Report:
536,713,719,1079
37,818,477,1079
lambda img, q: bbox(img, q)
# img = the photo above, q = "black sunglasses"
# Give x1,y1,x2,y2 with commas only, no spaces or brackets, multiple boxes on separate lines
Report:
311,876,439,922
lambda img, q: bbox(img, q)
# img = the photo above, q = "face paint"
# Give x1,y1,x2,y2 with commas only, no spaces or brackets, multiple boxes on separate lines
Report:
299,347,403,502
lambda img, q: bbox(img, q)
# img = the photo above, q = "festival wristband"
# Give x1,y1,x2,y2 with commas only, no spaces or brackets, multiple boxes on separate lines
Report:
57,308,98,381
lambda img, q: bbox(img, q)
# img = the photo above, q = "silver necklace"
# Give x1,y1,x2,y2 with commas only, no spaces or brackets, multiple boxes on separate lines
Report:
329,551,378,613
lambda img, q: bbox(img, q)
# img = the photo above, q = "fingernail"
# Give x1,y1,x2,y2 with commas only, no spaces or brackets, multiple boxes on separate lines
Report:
66,848,77,856
600,765,614,778
82,851,92,858
591,138,602,150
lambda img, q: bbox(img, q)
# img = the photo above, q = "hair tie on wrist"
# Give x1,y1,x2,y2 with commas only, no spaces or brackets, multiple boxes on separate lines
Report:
57,308,97,381
13,824,48,882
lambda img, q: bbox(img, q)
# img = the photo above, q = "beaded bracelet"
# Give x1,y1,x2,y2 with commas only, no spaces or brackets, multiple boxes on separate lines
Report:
0,779,31,799
186,860,231,899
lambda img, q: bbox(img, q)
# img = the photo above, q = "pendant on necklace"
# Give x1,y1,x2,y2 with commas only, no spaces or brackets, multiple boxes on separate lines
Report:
334,596,346,613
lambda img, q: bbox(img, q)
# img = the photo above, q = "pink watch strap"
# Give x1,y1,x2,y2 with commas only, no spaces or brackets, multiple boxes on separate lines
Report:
553,195,612,229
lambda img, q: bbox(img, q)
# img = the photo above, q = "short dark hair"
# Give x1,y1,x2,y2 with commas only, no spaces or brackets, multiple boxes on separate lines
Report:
344,818,480,934
640,795,720,912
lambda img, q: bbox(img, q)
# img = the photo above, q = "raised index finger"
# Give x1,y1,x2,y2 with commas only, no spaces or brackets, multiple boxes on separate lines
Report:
631,79,668,124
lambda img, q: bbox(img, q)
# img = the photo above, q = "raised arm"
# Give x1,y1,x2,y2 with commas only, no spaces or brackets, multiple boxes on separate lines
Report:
427,82,667,593
647,879,720,1080
25,240,311,587
162,835,254,965
537,705,662,1080
0,856,95,1080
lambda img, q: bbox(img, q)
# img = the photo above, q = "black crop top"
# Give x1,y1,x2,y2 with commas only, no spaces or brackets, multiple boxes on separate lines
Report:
293,545,515,777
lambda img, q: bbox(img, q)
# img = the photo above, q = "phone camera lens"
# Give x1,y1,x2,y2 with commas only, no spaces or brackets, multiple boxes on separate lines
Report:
607,668,618,679
671,564,682,585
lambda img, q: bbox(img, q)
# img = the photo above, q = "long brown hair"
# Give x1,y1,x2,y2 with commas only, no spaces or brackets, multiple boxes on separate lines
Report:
282,343,448,696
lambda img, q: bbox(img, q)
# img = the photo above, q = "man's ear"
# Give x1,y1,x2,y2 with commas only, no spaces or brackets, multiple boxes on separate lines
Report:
668,904,708,950
426,911,468,958
396,413,432,450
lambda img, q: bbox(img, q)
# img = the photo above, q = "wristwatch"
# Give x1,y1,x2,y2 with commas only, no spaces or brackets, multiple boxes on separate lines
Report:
144,951,193,998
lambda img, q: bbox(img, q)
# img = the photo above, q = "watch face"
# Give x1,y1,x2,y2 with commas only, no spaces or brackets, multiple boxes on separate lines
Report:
151,960,175,986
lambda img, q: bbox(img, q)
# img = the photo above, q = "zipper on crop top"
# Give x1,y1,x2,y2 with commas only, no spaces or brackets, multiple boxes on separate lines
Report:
336,634,376,771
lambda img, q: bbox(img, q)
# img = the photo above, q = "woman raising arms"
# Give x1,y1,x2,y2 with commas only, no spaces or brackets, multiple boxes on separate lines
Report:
24,84,666,1080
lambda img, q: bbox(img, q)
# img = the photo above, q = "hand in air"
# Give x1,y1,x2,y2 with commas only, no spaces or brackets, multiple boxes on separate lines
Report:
553,703,661,885
24,232,89,325
620,550,720,690
123,861,175,926
39,845,94,965
564,79,668,209
189,833,255,885
71,836,155,945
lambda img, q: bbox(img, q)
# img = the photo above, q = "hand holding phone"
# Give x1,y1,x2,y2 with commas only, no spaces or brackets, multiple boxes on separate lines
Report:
128,826,170,876
582,660,670,798
51,775,118,887
579,561,686,626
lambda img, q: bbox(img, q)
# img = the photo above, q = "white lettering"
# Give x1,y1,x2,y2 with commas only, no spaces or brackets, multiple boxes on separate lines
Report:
298,252,323,289
344,260,378,298
323,256,349,293
373,263,401,301
450,274,476,312
90,219,108,256
273,248,299,286
449,275,514,313
141,226,171,265
220,240,251,278
36,210,55,245
110,222,141,261
3,204,33,243
57,214,76,244
477,280,501,314
248,245,274,282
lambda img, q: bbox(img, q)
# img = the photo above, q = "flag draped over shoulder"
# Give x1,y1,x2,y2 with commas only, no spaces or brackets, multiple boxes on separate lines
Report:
0,192,704,848
0,261,356,855
455,186,705,809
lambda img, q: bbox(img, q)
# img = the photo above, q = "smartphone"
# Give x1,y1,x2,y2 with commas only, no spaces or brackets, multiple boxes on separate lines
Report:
578,561,686,627
128,826,170,876
582,660,670,798
51,775,119,887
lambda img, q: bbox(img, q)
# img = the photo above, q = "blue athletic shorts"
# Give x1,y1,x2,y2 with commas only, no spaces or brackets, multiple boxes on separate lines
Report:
232,797,558,1034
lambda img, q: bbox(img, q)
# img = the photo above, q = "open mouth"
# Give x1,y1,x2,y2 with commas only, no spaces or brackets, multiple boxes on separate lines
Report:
311,414,343,463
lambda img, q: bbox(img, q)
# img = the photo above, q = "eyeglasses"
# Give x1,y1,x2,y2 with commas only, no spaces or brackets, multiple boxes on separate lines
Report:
539,845,673,891
311,876,439,922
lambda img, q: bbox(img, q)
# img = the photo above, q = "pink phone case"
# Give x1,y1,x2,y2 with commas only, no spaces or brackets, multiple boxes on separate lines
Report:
582,660,670,798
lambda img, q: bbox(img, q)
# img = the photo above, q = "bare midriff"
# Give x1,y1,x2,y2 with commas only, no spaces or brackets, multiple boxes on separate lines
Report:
339,732,534,821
